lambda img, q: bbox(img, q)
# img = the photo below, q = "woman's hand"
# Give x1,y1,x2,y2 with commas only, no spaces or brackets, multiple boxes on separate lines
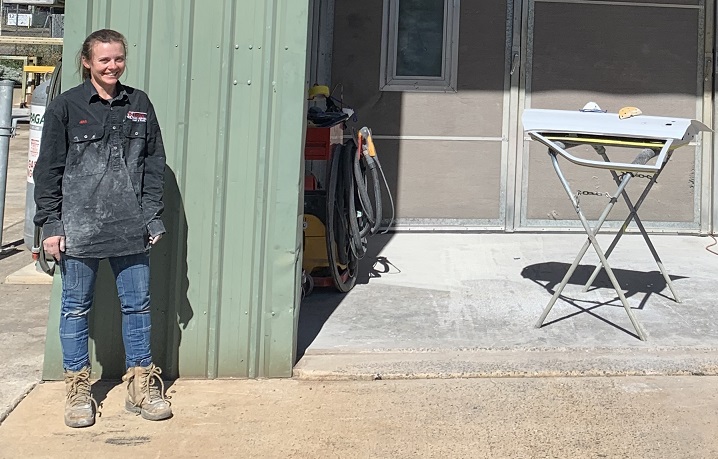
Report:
43,236,66,261
149,234,163,245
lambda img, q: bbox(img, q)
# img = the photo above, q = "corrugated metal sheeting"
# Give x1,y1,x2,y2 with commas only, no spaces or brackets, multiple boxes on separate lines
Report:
42,0,309,379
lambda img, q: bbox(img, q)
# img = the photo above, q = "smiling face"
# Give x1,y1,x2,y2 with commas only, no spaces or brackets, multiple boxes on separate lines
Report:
82,40,126,98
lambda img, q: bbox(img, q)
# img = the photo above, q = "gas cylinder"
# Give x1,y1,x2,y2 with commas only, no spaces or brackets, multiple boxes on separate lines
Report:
24,77,50,249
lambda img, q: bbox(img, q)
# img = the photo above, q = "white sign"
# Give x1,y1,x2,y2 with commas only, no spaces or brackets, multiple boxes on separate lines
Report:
28,105,45,184
5,0,56,4
7,13,32,27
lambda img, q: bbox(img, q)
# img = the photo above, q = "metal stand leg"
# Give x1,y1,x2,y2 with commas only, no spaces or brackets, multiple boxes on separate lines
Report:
582,147,681,303
535,149,647,341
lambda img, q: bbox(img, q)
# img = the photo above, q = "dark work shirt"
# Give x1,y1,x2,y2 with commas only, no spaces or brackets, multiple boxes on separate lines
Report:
33,79,166,258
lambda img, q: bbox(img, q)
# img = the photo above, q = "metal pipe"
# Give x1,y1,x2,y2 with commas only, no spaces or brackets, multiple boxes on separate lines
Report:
529,132,666,174
536,147,647,340
0,79,14,251
582,148,680,303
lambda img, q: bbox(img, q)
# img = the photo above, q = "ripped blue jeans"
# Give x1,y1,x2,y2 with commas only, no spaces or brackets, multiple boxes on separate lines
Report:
59,253,153,372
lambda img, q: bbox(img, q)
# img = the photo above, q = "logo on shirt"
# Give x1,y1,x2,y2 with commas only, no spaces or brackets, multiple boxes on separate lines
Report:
79,119,88,125
127,111,148,122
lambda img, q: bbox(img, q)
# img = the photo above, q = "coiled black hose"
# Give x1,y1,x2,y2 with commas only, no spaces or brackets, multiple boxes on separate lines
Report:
325,141,358,292
353,141,382,238
343,128,391,260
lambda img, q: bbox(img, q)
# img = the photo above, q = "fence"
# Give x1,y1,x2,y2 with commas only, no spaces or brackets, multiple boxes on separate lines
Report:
1,5,63,38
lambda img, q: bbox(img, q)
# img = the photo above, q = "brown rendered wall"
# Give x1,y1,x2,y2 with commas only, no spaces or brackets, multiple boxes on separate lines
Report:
331,1,707,229
332,1,509,224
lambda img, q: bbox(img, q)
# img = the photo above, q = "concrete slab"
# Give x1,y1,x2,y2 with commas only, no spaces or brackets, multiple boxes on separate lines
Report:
0,125,51,425
1,377,717,458
0,249,50,425
297,232,718,374
4,262,53,285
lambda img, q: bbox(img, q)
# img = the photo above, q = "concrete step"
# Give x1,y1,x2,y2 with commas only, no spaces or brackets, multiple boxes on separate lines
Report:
4,262,52,285
294,348,718,380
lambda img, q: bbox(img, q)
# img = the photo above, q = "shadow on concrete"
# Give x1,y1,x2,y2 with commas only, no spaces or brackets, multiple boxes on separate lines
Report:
521,261,688,304
90,380,117,411
534,293,644,340
295,233,398,362
296,291,342,362
0,238,23,261
0,247,22,261
355,233,400,285
521,261,688,338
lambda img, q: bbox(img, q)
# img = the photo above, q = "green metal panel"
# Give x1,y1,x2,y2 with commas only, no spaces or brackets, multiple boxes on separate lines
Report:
43,0,309,379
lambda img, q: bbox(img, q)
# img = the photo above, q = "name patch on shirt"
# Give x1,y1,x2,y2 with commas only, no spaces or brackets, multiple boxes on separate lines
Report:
127,111,148,122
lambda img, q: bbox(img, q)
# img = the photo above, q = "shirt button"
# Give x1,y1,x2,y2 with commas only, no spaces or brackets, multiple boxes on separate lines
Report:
84,135,88,138
113,146,117,150
112,126,117,130
134,132,139,135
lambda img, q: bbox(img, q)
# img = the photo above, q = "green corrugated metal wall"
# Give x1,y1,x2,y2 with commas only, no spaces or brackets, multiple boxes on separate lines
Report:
42,0,309,379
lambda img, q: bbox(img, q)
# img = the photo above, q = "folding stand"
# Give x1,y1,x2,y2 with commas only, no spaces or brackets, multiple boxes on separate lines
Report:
522,109,710,340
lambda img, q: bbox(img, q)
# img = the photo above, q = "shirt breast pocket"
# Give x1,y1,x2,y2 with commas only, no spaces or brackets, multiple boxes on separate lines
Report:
124,122,148,171
67,125,107,177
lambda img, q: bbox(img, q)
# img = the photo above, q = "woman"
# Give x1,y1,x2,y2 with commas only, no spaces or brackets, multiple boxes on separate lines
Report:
34,29,172,428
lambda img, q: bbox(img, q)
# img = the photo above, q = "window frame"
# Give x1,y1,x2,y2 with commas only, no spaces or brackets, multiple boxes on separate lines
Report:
379,0,460,92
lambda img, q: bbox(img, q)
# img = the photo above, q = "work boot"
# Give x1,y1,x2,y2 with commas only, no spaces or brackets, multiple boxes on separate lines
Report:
63,366,96,428
122,363,172,421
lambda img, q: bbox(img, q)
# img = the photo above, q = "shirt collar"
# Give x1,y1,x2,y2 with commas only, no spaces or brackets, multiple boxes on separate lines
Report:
83,78,128,103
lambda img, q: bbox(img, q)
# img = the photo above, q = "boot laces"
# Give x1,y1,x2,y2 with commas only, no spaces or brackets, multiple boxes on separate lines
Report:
142,365,168,404
65,369,97,410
